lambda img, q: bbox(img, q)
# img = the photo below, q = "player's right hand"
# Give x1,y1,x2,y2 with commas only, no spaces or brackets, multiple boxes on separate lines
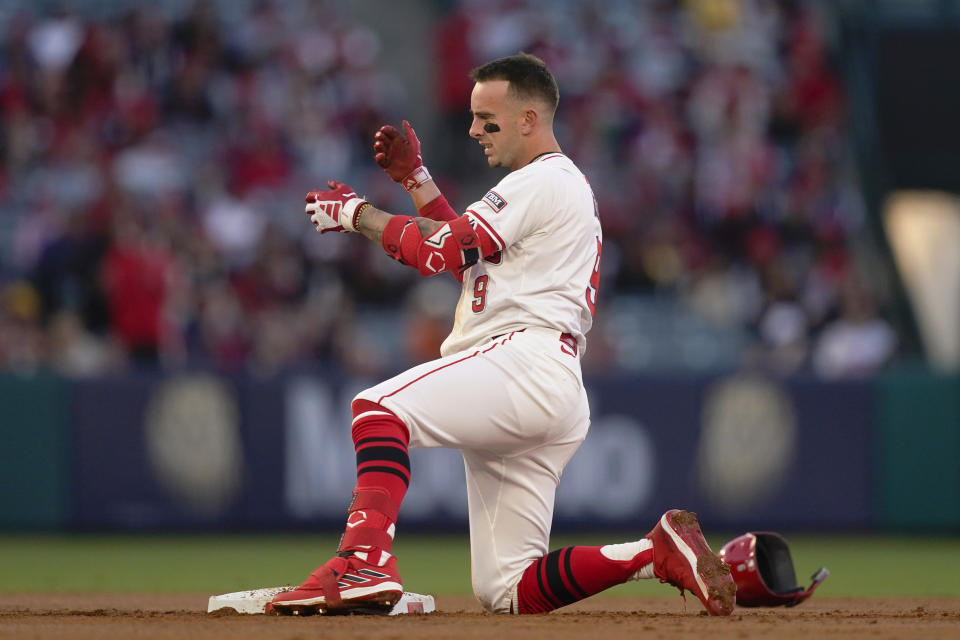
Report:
305,180,367,234
373,120,431,192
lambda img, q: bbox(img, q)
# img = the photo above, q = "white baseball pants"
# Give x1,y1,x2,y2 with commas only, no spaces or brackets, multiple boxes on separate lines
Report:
354,326,590,612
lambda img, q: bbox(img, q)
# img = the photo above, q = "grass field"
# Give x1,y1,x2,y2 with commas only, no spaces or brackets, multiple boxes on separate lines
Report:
1,532,958,598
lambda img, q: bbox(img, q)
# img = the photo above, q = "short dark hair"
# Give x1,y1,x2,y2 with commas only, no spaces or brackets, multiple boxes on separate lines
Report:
470,52,559,114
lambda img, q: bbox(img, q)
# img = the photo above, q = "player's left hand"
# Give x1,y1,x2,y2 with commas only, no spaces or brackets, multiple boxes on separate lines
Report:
305,181,368,234
373,120,432,192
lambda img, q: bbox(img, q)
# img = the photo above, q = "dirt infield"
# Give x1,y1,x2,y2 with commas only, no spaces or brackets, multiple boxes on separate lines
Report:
1,593,958,639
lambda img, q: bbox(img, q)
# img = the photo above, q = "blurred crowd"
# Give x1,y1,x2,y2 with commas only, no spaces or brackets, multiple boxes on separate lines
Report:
0,0,897,379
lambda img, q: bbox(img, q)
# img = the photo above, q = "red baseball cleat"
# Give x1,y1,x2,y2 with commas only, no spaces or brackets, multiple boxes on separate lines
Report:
646,509,737,616
270,553,403,616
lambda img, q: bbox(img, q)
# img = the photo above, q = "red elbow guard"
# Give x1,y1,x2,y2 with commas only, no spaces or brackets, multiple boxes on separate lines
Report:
382,216,420,266
381,215,483,277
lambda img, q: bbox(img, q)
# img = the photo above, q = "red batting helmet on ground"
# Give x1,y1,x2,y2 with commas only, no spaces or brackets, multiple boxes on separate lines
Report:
718,532,828,607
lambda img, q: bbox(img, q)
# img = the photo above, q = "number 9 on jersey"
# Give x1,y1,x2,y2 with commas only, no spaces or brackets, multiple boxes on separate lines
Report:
472,275,488,313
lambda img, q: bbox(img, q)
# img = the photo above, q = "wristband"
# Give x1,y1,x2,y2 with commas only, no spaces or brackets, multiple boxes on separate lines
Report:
351,202,371,231
401,166,432,192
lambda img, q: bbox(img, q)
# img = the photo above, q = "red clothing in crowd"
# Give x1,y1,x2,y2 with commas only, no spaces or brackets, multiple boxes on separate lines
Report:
101,240,174,354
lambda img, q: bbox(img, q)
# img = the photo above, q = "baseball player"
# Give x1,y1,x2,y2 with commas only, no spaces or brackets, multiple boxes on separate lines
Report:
272,53,735,616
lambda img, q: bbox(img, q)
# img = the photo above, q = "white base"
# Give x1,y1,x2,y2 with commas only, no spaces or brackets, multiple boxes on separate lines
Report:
207,587,435,615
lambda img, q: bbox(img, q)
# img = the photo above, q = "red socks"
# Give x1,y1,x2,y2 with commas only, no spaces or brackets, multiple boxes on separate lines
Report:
351,399,410,505
339,399,411,562
516,542,654,614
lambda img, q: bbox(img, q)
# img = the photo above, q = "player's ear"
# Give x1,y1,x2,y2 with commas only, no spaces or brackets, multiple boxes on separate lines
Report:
518,107,538,135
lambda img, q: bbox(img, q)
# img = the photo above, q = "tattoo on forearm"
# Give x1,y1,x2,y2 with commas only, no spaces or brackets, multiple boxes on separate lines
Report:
358,207,386,243
415,218,437,236
357,207,444,245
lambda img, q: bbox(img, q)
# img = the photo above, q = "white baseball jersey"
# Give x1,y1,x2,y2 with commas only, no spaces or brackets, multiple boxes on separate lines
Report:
440,153,603,357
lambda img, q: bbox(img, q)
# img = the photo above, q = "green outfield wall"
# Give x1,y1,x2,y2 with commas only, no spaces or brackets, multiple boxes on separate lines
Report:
0,373,70,528
876,368,960,529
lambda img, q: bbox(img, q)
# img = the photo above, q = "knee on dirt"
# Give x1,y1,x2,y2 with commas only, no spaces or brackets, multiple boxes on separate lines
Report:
472,579,512,614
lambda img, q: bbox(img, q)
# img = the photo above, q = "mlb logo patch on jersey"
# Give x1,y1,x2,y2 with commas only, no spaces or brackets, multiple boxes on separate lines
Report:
482,190,507,212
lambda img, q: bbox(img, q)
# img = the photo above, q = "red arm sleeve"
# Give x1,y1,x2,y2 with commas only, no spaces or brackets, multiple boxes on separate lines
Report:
417,195,458,222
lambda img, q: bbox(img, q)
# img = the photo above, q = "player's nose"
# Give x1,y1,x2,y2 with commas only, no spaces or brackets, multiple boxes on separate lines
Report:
469,119,484,139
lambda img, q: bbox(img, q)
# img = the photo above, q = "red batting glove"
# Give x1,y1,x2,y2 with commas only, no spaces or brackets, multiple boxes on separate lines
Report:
373,120,432,192
305,180,368,234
